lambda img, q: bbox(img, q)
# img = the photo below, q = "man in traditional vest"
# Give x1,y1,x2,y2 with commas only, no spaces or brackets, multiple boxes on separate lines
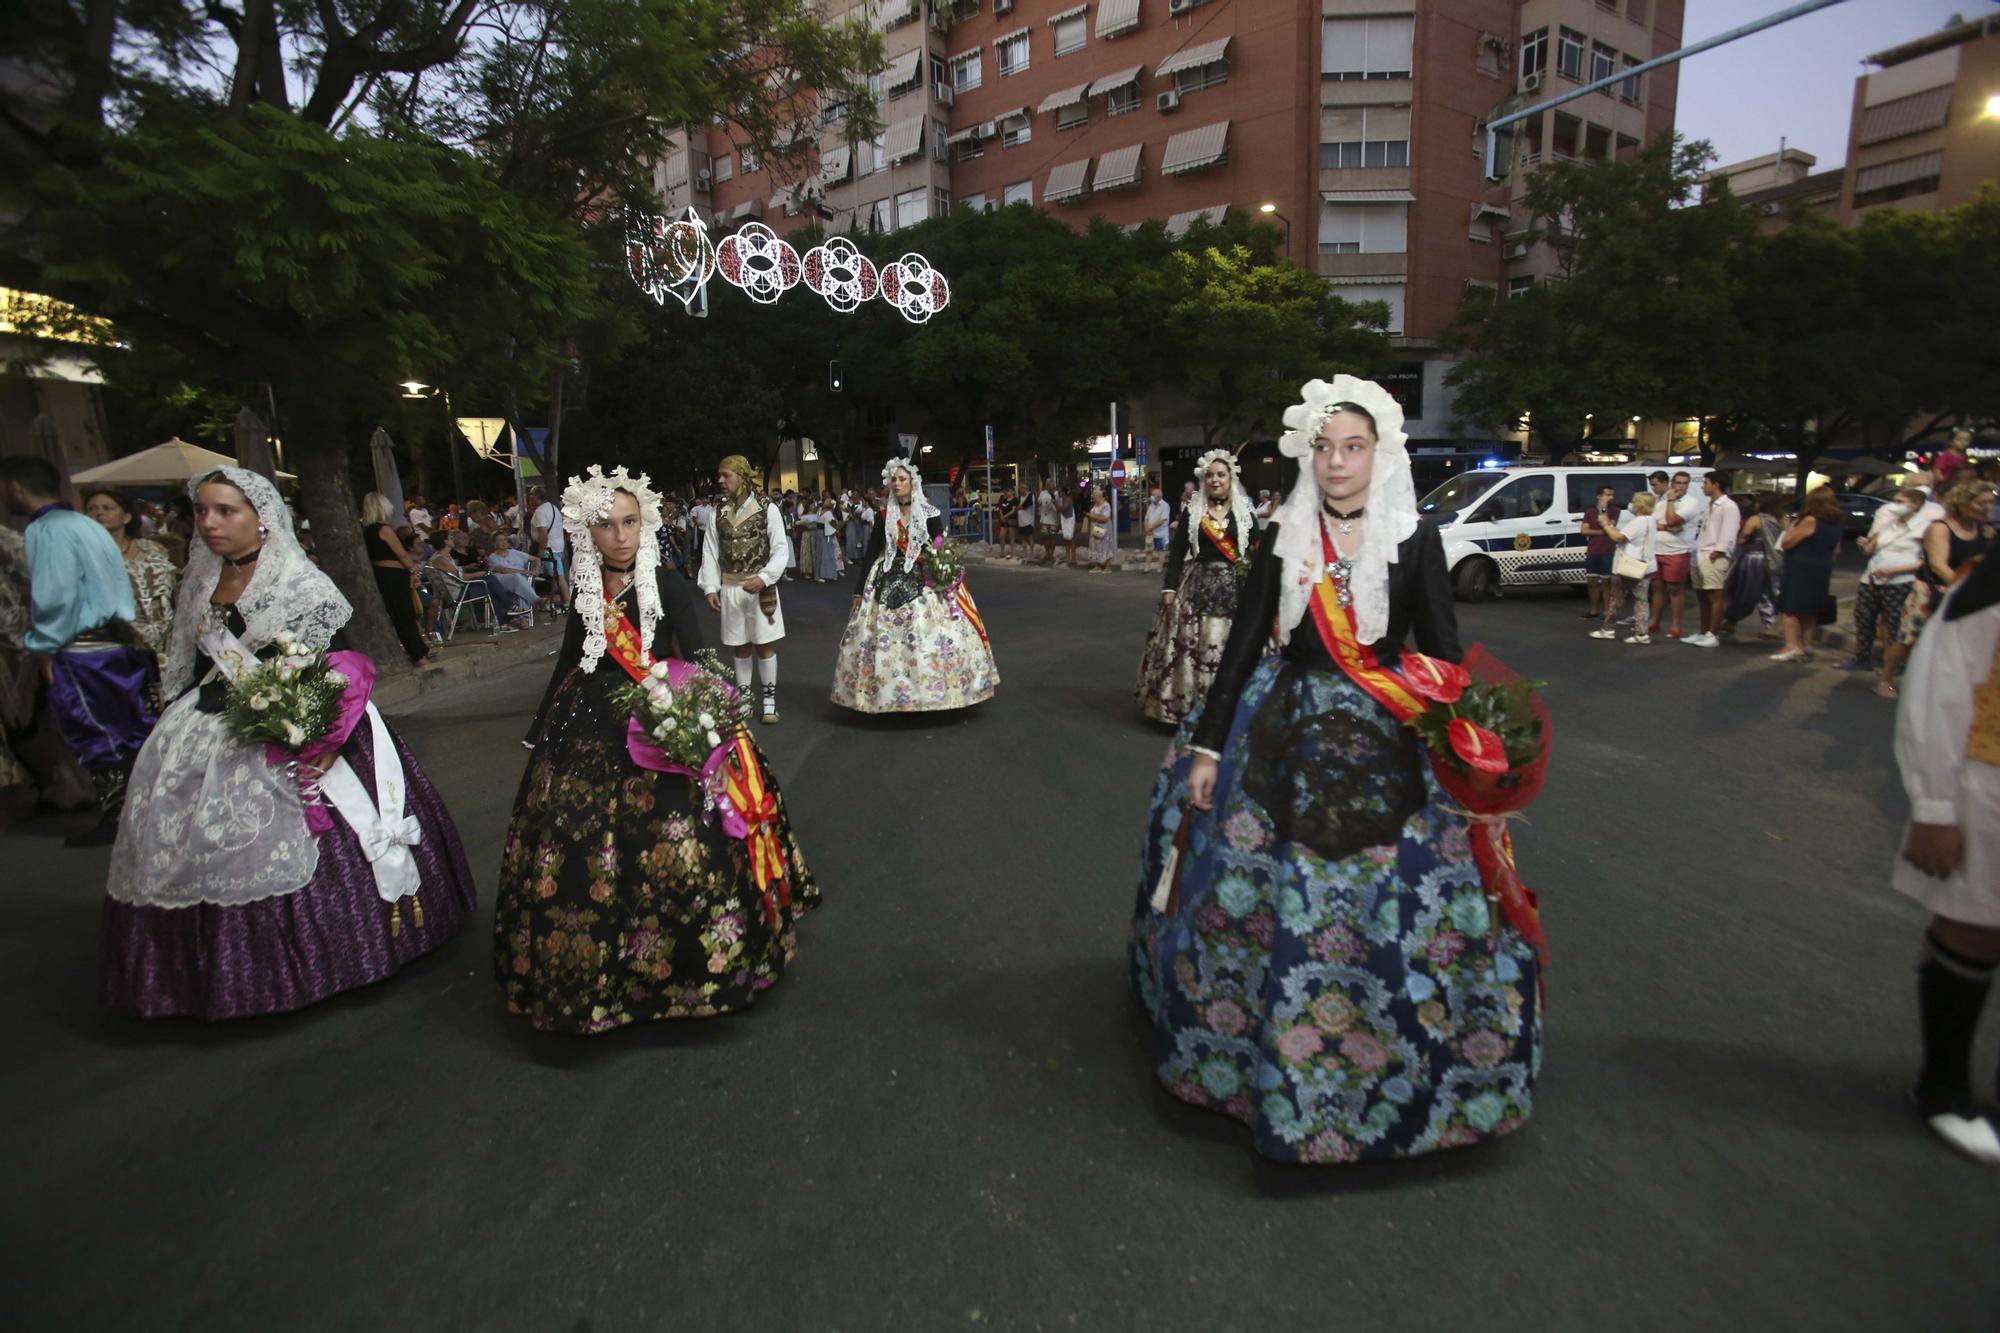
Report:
1894,547,2000,1163
697,455,790,723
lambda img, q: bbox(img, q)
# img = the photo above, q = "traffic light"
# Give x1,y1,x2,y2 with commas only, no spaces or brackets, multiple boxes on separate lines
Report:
829,359,843,392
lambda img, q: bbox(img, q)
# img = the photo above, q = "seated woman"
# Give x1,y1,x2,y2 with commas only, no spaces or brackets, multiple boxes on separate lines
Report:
495,465,818,1034
102,468,477,1020
1131,376,1540,1165
832,457,999,714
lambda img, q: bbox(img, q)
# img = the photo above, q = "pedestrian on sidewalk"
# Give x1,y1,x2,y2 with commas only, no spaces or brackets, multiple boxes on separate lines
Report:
1014,483,1035,558
1058,487,1080,566
1593,490,1656,643
1881,477,1997,696
1890,547,2000,1163
1141,482,1170,574
1771,485,1845,663
1084,484,1116,571
1847,486,1931,674
1723,495,1786,639
1648,470,1705,640
997,487,1019,560
1686,471,1740,648
1036,479,1060,565
1579,483,1621,623
359,491,433,666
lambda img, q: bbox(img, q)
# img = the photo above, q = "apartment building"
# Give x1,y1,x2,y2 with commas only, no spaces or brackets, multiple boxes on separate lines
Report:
1843,13,2000,222
1701,146,1843,233
646,0,1682,447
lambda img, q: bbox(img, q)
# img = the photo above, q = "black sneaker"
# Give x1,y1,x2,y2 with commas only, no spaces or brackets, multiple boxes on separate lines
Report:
760,683,779,724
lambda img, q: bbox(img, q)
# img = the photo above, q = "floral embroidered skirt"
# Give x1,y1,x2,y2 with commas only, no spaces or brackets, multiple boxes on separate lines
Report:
1132,657,1541,1164
495,669,818,1034
101,716,477,1020
1135,560,1239,725
831,569,998,714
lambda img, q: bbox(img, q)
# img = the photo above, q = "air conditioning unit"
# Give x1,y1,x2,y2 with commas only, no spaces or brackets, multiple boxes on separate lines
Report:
1521,71,1543,92
1503,240,1530,260
1167,0,1194,13
978,119,998,139
935,81,954,106
1759,202,1781,217
694,169,712,191
930,10,948,31
993,0,1012,13
1157,90,1181,113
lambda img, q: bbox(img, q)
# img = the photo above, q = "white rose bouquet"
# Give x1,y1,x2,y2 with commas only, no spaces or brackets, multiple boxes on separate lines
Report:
614,648,751,775
222,636,351,752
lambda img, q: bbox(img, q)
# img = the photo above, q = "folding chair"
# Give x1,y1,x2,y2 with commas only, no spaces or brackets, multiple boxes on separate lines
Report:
436,569,495,641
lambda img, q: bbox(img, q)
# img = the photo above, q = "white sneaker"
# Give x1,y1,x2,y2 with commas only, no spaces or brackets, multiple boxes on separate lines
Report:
1685,632,1719,648
1589,628,1617,640
1623,633,1651,645
1926,1112,2000,1165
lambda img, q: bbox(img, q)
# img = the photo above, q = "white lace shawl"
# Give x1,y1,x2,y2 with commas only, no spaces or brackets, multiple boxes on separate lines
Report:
562,464,665,674
881,458,939,573
162,467,351,697
109,466,353,909
1184,447,1255,548
1271,375,1418,647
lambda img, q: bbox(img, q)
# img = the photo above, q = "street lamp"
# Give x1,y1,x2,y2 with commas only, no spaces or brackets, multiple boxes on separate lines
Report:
1986,93,2000,118
1259,202,1292,259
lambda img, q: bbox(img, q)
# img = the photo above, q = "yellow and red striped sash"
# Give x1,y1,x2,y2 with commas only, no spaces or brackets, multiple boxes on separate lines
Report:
954,582,989,646
1305,523,1426,723
604,602,652,684
719,734,790,925
1200,515,1239,564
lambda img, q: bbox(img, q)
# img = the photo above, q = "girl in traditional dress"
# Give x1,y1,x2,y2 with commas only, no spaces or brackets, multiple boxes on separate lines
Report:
831,458,999,715
497,465,817,1034
1135,449,1252,725
82,486,178,660
1131,376,1541,1165
102,468,476,1020
811,498,843,582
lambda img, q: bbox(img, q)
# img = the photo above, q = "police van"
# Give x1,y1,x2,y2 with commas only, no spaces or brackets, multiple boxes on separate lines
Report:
1418,463,1712,601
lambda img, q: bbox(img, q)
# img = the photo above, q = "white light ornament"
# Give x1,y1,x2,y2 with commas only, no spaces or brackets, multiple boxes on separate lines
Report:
802,236,880,314
879,252,951,325
626,208,717,313
716,222,803,304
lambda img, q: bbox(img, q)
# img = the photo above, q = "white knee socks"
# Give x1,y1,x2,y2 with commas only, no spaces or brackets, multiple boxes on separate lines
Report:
734,655,754,690
757,655,777,686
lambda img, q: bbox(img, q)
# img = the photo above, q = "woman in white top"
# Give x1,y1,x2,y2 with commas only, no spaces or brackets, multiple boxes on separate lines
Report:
1847,486,1930,675
1592,491,1657,644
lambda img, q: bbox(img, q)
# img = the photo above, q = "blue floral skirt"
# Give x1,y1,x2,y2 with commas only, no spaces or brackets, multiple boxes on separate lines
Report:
1131,657,1541,1164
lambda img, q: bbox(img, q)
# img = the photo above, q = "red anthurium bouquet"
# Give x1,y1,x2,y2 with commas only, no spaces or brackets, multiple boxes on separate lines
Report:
1400,645,1551,970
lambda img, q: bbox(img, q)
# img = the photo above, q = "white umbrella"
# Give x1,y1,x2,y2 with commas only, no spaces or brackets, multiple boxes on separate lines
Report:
234,407,280,483
369,427,407,515
70,437,295,486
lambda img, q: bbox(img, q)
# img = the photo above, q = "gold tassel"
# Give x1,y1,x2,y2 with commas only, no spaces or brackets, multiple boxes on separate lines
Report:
412,895,424,928
390,903,402,937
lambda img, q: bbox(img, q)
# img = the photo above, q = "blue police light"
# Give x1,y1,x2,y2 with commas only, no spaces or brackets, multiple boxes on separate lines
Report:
1478,457,1505,469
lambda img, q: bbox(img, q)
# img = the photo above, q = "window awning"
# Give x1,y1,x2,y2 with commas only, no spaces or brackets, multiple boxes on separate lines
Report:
996,106,1031,125
1046,4,1088,22
1165,205,1227,237
818,145,853,185
884,48,923,90
1038,81,1091,114
1856,86,1951,147
1471,202,1511,220
1089,65,1143,97
1045,158,1092,203
729,199,762,219
1325,274,1405,287
873,0,918,29
768,185,794,212
1161,120,1229,174
1095,0,1140,38
992,26,1029,47
1093,143,1142,190
1321,189,1416,203
1855,149,1943,194
885,114,926,163
945,125,984,146
1155,36,1230,78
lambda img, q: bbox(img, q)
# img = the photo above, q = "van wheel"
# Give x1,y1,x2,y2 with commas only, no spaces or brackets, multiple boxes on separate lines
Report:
1453,558,1497,602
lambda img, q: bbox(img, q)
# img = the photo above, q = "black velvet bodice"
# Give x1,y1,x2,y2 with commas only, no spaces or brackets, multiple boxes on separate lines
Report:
854,511,945,609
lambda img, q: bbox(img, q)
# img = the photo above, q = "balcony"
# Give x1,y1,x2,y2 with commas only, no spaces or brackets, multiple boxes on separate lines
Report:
1317,165,1411,193
1315,251,1407,279
1320,77,1412,108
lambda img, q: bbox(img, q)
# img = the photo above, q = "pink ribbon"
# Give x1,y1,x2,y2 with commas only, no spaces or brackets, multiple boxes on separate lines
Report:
264,650,376,835
622,660,747,840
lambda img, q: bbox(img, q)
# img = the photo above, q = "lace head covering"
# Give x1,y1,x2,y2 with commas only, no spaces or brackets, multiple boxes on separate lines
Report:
561,464,665,674
1270,375,1416,647
880,456,939,573
164,467,351,696
1184,446,1255,547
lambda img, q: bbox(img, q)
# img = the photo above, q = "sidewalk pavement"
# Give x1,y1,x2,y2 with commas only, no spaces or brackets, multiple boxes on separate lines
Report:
374,615,566,712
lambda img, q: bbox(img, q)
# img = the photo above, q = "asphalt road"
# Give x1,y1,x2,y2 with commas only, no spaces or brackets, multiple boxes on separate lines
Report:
3,563,1992,1331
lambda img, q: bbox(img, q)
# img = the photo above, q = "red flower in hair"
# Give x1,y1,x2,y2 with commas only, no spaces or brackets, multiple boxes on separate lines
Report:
1446,718,1510,774
1402,654,1470,704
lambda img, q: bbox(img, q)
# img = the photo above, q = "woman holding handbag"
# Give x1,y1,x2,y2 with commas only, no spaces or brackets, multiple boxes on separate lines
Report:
1593,490,1658,644
1084,484,1116,572
1771,485,1848,664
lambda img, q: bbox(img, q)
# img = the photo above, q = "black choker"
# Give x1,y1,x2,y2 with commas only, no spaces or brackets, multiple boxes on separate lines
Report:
602,559,635,574
1322,503,1365,521
223,548,261,567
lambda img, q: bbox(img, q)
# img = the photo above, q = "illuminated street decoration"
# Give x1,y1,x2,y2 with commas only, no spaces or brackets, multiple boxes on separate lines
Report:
879,253,951,325
801,237,880,313
716,222,803,304
625,208,717,312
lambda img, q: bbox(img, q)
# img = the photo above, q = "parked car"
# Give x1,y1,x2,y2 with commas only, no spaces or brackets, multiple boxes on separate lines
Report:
1835,490,1888,537
1419,464,1712,601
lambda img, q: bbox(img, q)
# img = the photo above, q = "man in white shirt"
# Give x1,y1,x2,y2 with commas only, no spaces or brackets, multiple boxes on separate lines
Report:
1687,471,1741,647
483,534,537,624
405,495,434,538
1647,470,1706,639
1893,553,2000,1163
1035,483,1059,565
1141,483,1171,574
527,485,568,611
696,455,791,723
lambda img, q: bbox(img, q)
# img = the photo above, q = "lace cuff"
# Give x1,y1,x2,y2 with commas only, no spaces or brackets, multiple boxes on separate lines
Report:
1187,745,1222,761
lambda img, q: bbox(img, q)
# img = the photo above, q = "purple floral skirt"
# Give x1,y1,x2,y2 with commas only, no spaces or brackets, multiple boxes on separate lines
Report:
100,722,476,1020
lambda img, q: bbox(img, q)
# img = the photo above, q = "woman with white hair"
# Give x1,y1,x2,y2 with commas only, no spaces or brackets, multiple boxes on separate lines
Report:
103,468,477,1019
832,457,998,714
1130,376,1541,1165
358,490,431,666
1135,448,1253,725
498,465,817,1034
